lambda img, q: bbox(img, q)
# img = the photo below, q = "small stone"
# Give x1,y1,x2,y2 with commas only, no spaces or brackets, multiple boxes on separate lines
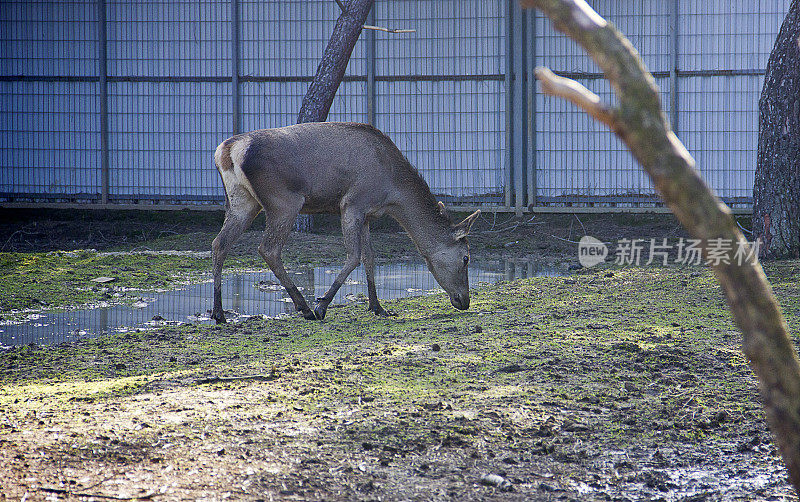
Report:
712,410,729,424
480,473,512,491
497,363,524,373
562,420,589,432
624,381,639,392
538,482,559,492
431,343,441,352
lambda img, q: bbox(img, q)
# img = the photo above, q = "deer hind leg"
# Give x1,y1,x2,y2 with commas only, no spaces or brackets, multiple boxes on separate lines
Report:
211,189,261,324
313,208,365,320
258,197,315,320
361,222,391,316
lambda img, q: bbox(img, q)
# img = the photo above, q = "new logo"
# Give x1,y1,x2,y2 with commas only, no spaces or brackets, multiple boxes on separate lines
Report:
578,236,608,267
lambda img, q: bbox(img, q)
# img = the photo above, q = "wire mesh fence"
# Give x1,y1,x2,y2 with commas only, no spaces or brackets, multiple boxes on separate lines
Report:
0,0,789,211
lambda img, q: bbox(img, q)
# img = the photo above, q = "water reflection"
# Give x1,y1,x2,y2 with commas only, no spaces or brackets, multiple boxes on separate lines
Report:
0,260,561,347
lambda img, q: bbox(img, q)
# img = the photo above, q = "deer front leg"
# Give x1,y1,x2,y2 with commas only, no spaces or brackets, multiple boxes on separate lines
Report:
361,222,391,316
313,210,364,320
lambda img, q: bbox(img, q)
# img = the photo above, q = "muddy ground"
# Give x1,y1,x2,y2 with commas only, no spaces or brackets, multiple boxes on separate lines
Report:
0,209,797,501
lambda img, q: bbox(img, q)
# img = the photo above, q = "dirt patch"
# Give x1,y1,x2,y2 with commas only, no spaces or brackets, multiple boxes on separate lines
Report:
1,263,797,500
0,208,702,261
0,209,230,253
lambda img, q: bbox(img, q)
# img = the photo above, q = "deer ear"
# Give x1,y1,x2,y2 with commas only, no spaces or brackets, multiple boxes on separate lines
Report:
453,210,481,240
438,201,448,217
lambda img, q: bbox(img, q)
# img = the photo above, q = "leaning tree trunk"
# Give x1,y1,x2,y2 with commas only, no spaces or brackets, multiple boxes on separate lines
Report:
298,0,374,122
522,0,800,492
294,0,374,232
753,0,800,259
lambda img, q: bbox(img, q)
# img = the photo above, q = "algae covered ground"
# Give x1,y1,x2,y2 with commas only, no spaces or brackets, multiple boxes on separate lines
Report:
0,210,797,500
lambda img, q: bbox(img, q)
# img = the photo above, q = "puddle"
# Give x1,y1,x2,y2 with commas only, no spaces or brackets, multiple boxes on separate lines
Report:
595,448,788,500
0,259,562,347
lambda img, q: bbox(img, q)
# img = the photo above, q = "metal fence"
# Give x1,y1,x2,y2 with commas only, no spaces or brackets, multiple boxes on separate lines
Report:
0,0,789,212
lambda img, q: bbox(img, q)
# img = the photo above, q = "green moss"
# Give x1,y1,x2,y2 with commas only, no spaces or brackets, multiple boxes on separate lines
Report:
1,262,796,478
0,249,276,315
0,251,214,313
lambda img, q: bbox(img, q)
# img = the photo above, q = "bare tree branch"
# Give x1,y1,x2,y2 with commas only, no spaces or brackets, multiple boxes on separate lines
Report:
534,67,615,129
523,0,800,492
361,24,416,34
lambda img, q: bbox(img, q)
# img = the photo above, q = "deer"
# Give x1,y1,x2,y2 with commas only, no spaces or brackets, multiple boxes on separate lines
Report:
210,122,480,323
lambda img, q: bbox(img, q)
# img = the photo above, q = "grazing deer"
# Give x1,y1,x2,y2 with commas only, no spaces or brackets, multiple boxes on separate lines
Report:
211,122,480,323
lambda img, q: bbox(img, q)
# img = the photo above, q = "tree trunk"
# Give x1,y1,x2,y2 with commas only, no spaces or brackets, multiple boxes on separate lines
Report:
753,0,800,259
294,0,374,232
297,0,374,123
523,0,800,492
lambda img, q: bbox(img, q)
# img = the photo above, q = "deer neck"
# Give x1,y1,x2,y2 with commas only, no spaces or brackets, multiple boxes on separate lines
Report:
387,182,453,260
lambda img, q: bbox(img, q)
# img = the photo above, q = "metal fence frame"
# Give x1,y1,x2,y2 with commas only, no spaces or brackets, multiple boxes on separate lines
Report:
504,0,770,214
1,0,779,214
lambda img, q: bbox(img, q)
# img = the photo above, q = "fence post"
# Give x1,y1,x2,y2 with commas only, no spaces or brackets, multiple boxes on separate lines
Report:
365,4,376,125
504,0,514,209
670,0,679,135
512,0,526,215
526,8,537,209
98,0,109,205
231,0,241,134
